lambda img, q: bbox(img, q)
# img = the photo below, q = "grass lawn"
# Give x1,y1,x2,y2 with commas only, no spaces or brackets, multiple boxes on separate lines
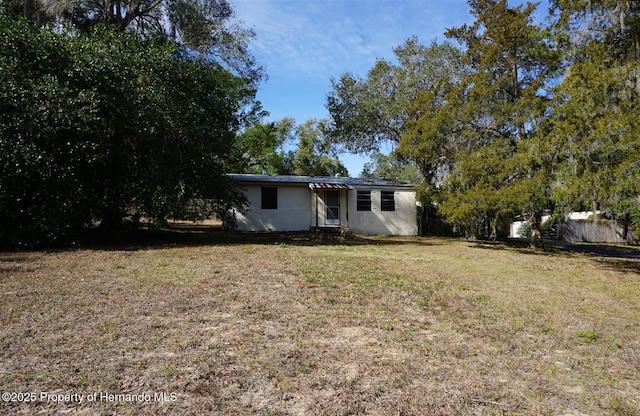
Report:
1,229,639,415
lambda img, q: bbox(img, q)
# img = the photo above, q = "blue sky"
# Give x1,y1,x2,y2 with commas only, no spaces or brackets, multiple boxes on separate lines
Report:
233,0,550,176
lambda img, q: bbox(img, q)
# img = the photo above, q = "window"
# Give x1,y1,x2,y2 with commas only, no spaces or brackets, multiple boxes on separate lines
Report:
357,190,371,211
381,191,395,211
261,187,277,209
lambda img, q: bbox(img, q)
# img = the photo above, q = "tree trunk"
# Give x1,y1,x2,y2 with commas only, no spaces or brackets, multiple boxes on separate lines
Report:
98,212,124,231
529,210,544,249
622,212,631,244
416,164,436,236
489,219,497,241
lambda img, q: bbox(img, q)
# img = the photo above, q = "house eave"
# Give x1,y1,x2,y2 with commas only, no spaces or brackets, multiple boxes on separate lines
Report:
227,174,416,191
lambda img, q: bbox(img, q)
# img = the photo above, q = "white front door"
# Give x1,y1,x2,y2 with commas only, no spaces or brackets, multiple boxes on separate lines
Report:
325,190,340,225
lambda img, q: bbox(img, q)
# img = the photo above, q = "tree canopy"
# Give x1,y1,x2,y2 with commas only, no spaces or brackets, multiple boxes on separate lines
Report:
291,119,348,177
438,0,562,246
361,151,422,184
229,118,348,177
326,37,465,157
327,0,640,246
326,38,466,231
0,9,256,246
549,0,640,238
228,118,296,175
1,0,265,84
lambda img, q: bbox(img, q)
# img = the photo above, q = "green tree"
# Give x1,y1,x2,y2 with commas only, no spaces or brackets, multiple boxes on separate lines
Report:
327,37,464,156
326,38,465,231
440,0,561,247
229,118,295,175
549,0,640,239
0,15,84,245
0,16,251,246
228,118,348,177
292,119,348,177
360,151,422,184
2,0,264,85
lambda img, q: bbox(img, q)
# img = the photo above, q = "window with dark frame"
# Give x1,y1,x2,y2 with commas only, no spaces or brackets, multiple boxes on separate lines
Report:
261,187,277,209
356,190,371,211
381,191,395,211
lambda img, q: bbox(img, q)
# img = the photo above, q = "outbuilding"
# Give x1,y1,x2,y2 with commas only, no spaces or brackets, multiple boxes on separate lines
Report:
228,174,418,236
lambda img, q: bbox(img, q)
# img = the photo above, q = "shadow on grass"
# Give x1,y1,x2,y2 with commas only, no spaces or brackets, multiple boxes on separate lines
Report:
593,257,640,274
25,223,449,252
467,239,557,256
0,253,42,275
470,239,640,275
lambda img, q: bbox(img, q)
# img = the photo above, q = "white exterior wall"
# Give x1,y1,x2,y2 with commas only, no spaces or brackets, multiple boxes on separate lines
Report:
348,189,418,236
510,221,526,238
233,183,418,235
510,215,552,238
234,184,311,232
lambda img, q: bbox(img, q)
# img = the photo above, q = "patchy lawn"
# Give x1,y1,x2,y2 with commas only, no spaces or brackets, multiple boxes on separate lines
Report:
1,231,639,415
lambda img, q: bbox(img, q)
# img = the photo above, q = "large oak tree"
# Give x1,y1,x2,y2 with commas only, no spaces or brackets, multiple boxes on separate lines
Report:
2,0,264,84
326,38,466,232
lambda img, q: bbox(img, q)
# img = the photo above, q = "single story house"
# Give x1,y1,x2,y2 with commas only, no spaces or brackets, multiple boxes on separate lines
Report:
228,174,418,236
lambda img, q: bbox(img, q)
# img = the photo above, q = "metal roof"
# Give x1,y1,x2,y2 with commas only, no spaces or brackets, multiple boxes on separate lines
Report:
227,174,416,190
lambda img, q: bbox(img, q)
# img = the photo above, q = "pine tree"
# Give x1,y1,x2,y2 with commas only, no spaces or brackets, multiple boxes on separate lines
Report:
441,0,561,247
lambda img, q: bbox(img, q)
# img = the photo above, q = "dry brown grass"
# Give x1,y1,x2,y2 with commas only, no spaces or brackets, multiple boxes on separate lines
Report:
1,231,639,415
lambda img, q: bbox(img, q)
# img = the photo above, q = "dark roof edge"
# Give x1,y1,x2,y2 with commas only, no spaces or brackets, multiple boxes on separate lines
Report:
226,174,416,189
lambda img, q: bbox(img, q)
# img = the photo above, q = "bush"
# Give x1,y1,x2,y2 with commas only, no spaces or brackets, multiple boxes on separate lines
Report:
0,17,249,247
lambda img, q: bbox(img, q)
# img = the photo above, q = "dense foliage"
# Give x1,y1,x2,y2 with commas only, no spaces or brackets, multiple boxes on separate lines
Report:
549,0,640,239
439,0,562,246
327,0,640,247
228,118,297,176
230,118,348,177
0,0,264,84
0,14,253,246
4,0,640,248
361,151,422,184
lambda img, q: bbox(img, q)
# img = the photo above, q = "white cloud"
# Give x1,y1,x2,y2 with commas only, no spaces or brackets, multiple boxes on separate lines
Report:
234,0,472,81
231,0,551,175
